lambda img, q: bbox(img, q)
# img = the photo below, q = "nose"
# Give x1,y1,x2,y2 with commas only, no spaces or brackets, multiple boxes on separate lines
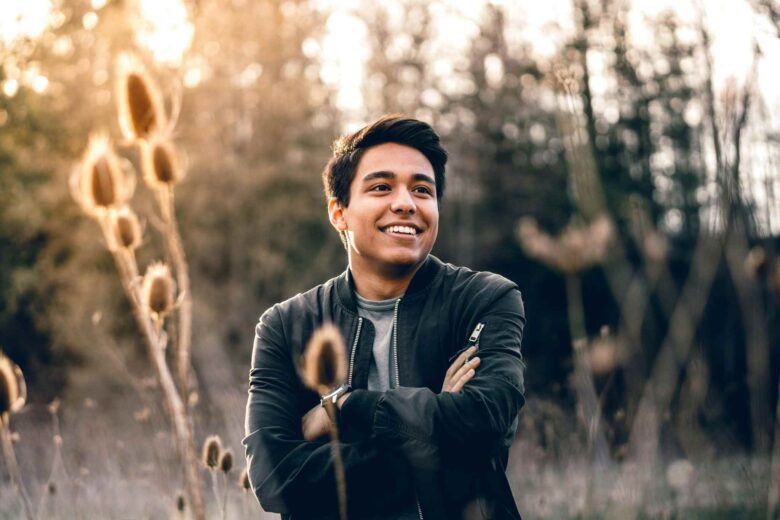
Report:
390,187,416,214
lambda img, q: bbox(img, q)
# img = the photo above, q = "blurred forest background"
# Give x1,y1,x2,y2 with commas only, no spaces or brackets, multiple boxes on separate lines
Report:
1,0,779,517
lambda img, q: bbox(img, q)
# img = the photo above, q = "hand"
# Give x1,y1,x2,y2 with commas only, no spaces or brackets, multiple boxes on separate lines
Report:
441,346,481,393
302,405,331,441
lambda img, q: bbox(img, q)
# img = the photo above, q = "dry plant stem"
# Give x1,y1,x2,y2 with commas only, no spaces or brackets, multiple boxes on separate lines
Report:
100,225,205,520
565,274,610,514
717,55,771,453
723,219,772,453
556,84,605,219
558,80,688,449
37,406,69,517
767,367,780,520
159,188,193,401
209,470,220,517
221,472,229,520
140,309,205,520
558,80,652,343
325,402,348,520
606,234,722,519
0,417,36,520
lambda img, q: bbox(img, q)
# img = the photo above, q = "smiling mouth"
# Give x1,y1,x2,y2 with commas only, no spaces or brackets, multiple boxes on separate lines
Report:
381,224,421,237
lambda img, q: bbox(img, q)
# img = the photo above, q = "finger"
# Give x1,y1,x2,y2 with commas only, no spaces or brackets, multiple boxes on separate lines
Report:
444,355,480,392
447,346,478,377
451,356,481,382
449,368,475,393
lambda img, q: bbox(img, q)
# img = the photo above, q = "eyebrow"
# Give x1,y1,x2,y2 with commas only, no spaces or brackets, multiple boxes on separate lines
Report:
361,171,436,185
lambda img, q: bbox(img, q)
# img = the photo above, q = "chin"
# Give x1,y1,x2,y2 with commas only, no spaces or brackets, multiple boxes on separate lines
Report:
381,250,427,269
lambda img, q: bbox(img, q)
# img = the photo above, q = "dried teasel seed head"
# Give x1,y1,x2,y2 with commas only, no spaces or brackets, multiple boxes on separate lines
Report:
0,351,26,418
142,138,184,189
48,482,57,495
302,323,347,394
516,215,613,273
175,491,186,512
141,262,176,318
219,449,233,473
116,54,166,141
70,134,134,215
516,217,559,269
109,206,142,251
589,326,618,376
239,468,250,491
202,435,222,469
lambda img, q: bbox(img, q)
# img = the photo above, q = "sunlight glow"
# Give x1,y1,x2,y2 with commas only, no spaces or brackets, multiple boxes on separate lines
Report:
315,0,780,135
0,0,52,47
134,0,193,66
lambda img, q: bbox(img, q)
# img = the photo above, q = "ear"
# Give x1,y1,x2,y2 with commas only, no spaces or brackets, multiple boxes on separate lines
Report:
327,197,348,232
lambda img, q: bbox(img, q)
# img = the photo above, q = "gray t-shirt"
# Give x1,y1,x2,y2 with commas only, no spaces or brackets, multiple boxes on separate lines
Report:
355,293,397,391
354,293,419,520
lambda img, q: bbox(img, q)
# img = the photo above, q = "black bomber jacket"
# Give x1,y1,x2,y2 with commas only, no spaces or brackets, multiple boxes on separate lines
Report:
243,255,526,519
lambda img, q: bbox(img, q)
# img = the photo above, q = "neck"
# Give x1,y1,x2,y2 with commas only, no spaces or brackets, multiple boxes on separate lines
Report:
348,258,423,301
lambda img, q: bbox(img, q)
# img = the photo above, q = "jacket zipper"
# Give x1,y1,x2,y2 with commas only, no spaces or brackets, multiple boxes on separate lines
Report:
392,298,401,388
391,298,424,520
347,317,362,386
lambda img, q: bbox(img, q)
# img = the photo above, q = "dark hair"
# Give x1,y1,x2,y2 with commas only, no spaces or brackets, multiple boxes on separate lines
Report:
321,114,447,207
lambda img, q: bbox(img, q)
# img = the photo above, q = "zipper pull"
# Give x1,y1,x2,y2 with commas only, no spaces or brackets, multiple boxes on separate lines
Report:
468,322,485,345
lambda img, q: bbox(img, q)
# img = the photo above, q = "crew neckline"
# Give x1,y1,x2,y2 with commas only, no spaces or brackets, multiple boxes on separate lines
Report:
354,292,399,311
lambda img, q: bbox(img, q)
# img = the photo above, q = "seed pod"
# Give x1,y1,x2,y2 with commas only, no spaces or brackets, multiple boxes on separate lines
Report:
109,207,142,251
142,138,184,189
302,323,347,394
202,435,222,469
219,449,233,473
70,135,134,215
116,55,166,141
0,352,26,417
141,262,175,318
239,468,250,491
517,215,612,273
588,326,618,376
175,491,186,512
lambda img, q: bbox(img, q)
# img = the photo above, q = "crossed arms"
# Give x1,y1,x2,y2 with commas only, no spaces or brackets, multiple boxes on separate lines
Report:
242,287,525,516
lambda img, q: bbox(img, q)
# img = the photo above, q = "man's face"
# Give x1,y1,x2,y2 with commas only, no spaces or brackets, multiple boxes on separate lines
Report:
329,142,439,276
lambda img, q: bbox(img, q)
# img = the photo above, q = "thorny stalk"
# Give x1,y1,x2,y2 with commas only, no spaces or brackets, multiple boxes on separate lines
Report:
36,401,69,518
300,324,348,519
0,415,36,520
565,274,611,513
209,469,220,518
605,231,722,519
96,214,205,520
325,401,348,520
221,472,229,520
158,187,193,402
552,51,765,518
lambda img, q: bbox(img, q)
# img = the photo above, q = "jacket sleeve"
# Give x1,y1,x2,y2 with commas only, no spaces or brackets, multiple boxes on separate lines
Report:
243,305,414,516
339,286,526,469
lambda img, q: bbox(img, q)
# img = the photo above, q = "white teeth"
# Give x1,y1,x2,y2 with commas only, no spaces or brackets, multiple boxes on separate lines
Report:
385,225,417,235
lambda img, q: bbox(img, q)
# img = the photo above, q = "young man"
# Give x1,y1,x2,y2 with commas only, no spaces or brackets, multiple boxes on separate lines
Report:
243,115,526,519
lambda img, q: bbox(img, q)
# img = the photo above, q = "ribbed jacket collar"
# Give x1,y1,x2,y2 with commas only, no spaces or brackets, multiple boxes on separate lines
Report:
336,255,442,313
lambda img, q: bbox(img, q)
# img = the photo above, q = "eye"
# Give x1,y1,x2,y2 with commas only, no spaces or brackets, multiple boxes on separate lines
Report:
413,186,433,195
369,184,391,192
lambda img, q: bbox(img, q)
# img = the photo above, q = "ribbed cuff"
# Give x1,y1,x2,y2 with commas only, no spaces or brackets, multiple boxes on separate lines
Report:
340,389,382,440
